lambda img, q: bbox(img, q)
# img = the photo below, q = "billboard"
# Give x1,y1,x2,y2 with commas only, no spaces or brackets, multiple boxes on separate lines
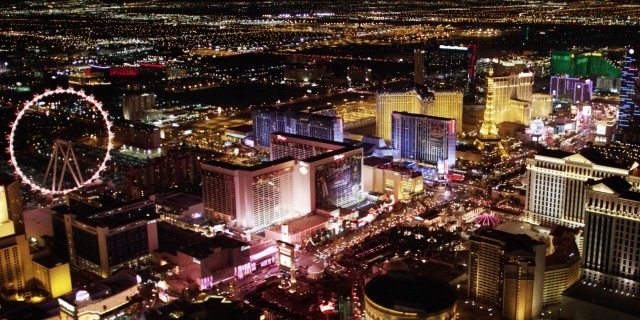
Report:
315,153,363,208
277,240,295,270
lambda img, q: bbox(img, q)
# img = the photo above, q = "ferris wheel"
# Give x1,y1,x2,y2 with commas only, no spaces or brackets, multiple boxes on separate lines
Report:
8,87,114,195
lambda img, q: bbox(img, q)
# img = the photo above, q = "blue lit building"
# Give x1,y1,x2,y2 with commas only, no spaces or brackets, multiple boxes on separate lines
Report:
549,76,593,103
616,47,640,145
251,108,343,148
391,112,456,168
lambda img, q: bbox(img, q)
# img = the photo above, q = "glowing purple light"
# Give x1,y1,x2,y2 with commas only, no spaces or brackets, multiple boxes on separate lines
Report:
474,214,501,227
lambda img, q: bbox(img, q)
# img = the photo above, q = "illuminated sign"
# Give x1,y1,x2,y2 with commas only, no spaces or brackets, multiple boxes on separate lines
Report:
319,301,336,314
333,154,345,161
280,255,292,268
439,45,468,51
596,124,607,135
277,241,295,270
276,134,287,141
58,298,76,314
279,246,292,256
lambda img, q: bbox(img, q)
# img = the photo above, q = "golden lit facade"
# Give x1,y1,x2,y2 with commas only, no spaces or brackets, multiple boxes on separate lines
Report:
469,229,545,320
429,91,463,133
492,72,534,125
0,235,33,296
362,162,424,202
0,179,23,234
376,89,431,141
531,93,553,119
543,258,580,306
33,257,72,298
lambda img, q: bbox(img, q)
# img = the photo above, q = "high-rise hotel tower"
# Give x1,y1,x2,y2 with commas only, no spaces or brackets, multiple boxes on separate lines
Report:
616,47,640,145
376,87,433,141
525,148,630,228
583,175,640,294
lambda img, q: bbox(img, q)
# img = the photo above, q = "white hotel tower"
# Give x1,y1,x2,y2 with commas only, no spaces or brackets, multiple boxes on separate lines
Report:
583,175,640,294
525,149,630,228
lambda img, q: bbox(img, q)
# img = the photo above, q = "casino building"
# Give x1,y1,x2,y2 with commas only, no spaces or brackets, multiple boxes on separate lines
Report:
295,146,364,213
201,158,297,232
269,132,349,161
252,108,344,148
391,112,456,168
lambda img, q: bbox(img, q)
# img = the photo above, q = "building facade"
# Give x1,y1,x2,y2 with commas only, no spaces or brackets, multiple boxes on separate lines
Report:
550,51,620,78
252,108,344,148
524,149,630,228
550,76,593,103
362,159,424,202
616,47,640,145
376,88,433,141
32,256,72,298
414,43,477,82
492,71,534,125
530,93,553,119
269,132,348,161
122,93,156,121
428,91,463,133
113,120,161,150
468,228,545,320
295,146,364,213
0,179,23,235
0,235,33,296
391,112,456,167
201,158,298,231
582,176,640,294
52,199,159,278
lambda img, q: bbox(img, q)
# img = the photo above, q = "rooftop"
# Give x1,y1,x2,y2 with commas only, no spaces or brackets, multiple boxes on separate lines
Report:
201,156,295,172
364,271,456,314
268,214,328,235
303,145,362,164
363,156,392,167
156,193,202,210
392,111,455,122
156,222,247,259
563,281,640,317
471,227,545,256
33,255,67,269
270,131,351,148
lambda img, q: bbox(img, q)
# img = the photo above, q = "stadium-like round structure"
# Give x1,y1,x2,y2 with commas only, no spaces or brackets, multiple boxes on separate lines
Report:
364,270,457,320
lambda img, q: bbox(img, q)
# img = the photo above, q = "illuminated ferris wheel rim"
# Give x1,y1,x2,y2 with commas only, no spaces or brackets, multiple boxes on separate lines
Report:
8,87,114,195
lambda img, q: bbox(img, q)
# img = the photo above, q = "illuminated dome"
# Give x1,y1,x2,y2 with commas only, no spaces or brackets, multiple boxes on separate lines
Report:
475,214,501,227
75,290,90,303
307,264,324,280
364,271,457,320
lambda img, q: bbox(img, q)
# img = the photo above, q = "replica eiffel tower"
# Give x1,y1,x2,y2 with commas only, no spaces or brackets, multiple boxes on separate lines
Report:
475,69,506,164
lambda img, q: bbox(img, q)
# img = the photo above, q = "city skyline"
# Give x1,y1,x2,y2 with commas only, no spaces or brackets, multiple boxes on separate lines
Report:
0,1,640,320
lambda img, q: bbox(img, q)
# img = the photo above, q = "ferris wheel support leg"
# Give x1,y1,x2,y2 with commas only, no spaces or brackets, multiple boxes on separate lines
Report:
43,144,57,189
57,146,70,192
68,145,85,185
